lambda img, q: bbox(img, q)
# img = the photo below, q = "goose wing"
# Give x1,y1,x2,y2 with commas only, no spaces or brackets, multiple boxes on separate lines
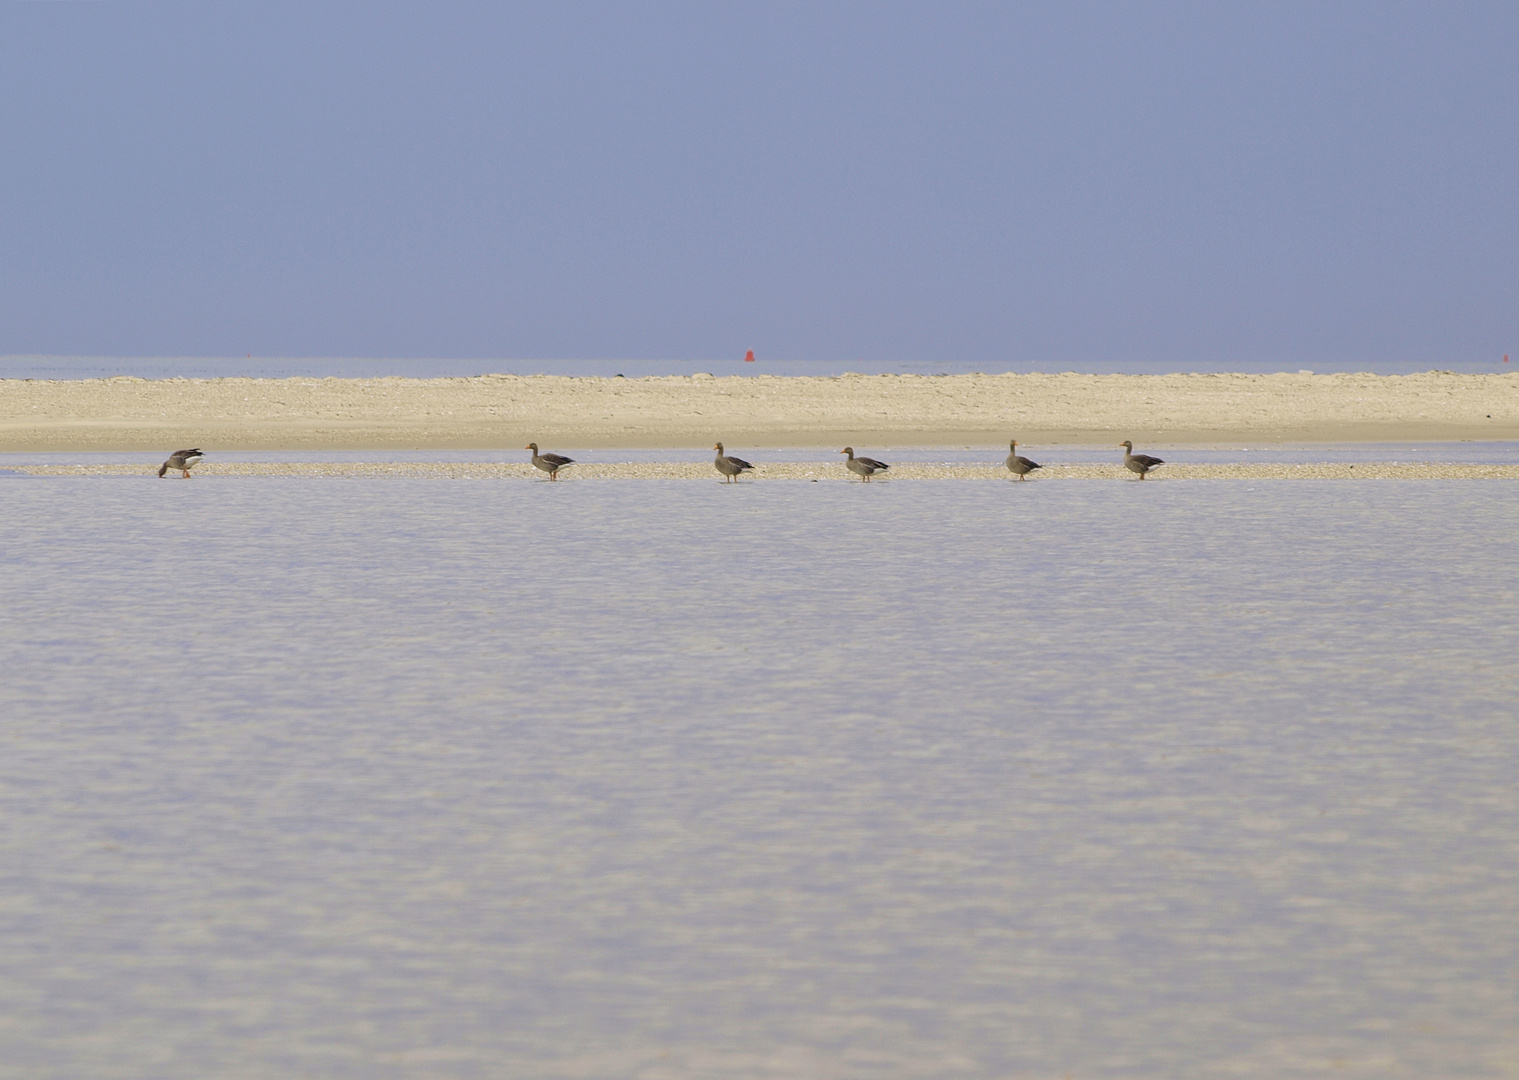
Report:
1132,453,1164,468
538,452,574,467
856,457,889,471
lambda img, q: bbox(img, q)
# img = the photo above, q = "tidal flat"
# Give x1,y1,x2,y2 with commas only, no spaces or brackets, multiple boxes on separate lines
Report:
1,464,1516,1078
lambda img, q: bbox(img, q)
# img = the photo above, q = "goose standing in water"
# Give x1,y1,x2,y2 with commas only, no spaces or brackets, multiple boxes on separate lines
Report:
157,449,203,478
840,447,889,482
1120,440,1164,479
713,442,754,482
1005,440,1042,481
526,443,574,480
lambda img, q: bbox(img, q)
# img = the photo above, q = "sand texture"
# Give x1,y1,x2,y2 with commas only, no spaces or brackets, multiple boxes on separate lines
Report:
2,370,1517,451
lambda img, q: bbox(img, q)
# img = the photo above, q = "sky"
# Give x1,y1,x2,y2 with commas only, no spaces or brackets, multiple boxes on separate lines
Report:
2,2,1516,371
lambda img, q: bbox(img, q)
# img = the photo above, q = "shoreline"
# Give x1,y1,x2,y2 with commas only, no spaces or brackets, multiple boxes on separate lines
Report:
11,461,1519,481
2,371,1516,451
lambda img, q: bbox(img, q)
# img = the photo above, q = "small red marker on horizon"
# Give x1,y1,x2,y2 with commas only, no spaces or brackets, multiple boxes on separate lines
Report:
744,349,755,363
1505,354,1510,364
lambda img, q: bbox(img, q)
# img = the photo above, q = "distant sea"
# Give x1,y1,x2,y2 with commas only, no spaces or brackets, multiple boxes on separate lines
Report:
1,354,1511,379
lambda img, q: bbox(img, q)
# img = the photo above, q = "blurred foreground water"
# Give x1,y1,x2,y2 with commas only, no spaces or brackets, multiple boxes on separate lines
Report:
1,472,1516,1078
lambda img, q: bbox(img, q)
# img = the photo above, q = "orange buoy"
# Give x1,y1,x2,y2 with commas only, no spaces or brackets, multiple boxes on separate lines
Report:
744,349,755,362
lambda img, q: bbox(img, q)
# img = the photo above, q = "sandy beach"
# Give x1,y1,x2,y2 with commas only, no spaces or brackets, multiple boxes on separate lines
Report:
2,371,1517,452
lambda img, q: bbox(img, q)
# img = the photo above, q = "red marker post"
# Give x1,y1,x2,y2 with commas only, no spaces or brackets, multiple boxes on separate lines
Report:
744,349,755,363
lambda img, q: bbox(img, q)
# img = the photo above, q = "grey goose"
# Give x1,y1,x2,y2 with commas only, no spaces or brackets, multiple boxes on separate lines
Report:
713,443,754,482
526,443,574,480
1005,440,1042,480
157,449,203,478
1120,441,1164,479
840,447,889,482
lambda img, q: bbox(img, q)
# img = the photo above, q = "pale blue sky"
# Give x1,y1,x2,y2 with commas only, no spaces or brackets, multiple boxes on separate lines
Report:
2,2,1515,371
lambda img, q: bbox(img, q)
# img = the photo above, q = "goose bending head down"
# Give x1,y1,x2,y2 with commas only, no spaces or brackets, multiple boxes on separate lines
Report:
840,447,889,482
158,449,203,478
713,442,754,482
1005,440,1042,481
1120,440,1164,479
526,443,574,480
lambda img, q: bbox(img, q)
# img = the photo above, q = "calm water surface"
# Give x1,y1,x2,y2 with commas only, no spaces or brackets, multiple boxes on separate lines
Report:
3,354,1511,378
2,475,1516,1078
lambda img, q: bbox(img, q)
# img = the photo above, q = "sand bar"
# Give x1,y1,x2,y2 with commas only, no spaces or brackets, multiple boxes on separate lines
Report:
2,371,1517,451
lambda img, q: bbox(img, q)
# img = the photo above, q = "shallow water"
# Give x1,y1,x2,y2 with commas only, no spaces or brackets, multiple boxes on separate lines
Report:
2,353,1511,379
5,440,1518,471
2,476,1517,1078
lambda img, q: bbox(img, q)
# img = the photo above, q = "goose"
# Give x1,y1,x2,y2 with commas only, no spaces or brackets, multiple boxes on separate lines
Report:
526,443,574,480
157,449,203,478
1120,440,1164,479
1005,440,1042,481
713,442,754,482
840,447,889,482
